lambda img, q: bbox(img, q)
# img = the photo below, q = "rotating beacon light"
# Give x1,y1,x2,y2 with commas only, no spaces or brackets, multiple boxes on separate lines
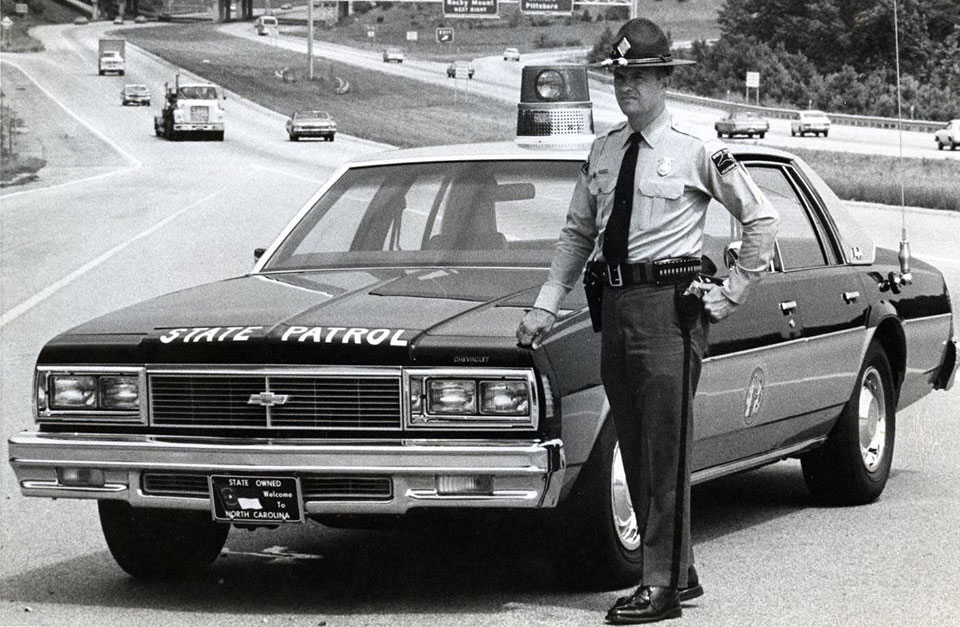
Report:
516,65,595,148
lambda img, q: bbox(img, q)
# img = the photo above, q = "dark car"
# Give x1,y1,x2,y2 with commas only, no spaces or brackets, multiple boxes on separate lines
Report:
715,111,770,138
9,134,957,586
446,61,475,79
120,84,151,106
286,109,337,142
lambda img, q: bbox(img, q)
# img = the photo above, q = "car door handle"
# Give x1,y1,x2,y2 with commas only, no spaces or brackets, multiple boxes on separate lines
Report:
843,291,860,303
780,300,797,314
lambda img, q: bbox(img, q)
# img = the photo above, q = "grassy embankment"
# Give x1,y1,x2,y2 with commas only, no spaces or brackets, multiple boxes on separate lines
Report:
125,22,959,211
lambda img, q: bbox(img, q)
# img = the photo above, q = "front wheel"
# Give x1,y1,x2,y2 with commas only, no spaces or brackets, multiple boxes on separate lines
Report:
759,132,766,139
801,343,896,505
549,419,642,589
98,501,229,580
937,141,944,150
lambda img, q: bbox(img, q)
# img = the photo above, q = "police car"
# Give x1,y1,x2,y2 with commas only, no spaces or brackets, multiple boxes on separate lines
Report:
9,66,957,586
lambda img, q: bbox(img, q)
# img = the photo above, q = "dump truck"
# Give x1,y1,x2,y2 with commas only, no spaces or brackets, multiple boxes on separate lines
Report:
154,75,226,141
98,38,126,76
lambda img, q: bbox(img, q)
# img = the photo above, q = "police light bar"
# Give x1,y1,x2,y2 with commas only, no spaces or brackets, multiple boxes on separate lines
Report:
516,65,595,148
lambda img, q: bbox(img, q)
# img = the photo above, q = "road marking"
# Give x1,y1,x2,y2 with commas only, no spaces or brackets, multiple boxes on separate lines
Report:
250,163,328,184
0,58,142,202
0,190,221,329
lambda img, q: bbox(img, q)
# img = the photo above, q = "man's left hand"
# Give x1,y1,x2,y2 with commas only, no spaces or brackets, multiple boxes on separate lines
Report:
701,283,738,322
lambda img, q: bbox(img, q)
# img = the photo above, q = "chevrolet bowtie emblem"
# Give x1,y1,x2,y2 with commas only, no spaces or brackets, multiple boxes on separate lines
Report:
247,392,290,407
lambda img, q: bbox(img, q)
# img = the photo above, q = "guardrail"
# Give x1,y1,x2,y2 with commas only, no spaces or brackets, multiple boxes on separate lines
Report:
588,69,944,134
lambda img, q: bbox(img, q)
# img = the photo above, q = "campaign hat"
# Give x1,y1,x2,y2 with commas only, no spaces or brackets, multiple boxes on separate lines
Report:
594,18,696,68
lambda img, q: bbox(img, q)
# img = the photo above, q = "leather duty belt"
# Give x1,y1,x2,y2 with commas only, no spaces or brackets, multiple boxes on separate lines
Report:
587,257,702,288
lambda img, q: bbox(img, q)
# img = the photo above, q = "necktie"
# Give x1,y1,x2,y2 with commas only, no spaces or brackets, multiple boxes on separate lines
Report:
602,132,642,265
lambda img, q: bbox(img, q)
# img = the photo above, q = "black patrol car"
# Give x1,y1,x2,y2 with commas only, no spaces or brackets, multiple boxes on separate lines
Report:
8,66,957,586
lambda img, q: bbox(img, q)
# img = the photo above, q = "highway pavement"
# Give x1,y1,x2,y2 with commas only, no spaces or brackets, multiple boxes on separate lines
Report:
1,22,959,627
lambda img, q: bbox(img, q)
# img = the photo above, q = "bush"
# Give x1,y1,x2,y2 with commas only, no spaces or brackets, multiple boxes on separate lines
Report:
352,2,372,15
533,33,564,49
565,38,583,47
27,0,44,16
604,6,629,21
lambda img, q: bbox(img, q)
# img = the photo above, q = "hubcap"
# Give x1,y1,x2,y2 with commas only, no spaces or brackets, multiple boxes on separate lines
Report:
857,366,887,472
610,442,641,551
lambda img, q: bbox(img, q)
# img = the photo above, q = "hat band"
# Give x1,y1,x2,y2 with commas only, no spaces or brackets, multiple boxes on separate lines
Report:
601,55,673,67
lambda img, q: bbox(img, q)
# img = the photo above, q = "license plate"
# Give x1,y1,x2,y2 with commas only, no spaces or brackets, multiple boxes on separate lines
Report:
209,475,303,524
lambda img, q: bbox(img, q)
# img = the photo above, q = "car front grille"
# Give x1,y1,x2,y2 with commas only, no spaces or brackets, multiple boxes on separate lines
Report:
141,472,393,501
190,106,210,122
149,373,403,430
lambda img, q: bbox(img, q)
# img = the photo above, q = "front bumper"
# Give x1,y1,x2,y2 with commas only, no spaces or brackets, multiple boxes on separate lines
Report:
292,128,336,136
173,123,224,131
8,432,565,514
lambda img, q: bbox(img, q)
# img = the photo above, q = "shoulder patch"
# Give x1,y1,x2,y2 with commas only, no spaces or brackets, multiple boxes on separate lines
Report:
711,148,738,176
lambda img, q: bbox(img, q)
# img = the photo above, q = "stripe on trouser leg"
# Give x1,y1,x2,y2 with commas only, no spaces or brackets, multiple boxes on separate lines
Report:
670,323,692,589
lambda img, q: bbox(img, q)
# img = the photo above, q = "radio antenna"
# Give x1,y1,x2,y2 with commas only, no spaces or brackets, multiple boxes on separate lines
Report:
892,0,912,287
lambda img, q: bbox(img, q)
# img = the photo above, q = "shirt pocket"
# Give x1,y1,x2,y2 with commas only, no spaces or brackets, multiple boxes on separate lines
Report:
589,175,618,231
636,179,685,230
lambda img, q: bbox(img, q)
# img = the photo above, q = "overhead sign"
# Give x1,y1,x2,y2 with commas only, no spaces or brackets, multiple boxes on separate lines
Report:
436,27,454,43
745,71,760,88
443,0,498,19
520,0,573,15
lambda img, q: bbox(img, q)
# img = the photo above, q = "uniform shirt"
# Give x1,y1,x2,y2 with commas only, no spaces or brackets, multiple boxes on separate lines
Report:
533,109,780,314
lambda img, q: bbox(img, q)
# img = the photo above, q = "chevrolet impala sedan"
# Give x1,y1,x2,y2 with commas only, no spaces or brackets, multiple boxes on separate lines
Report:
286,109,337,142
9,141,956,586
715,111,769,139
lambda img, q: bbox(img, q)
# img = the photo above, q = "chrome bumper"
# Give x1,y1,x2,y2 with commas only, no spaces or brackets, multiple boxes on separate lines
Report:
8,432,565,514
173,123,224,131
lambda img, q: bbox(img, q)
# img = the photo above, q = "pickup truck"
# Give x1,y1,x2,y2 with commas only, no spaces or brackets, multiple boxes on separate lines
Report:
934,119,960,150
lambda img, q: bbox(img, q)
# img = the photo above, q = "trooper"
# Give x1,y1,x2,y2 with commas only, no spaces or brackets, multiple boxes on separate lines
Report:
516,18,780,624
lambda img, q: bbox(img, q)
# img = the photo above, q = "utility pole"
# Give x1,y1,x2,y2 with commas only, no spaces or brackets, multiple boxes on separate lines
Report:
307,1,314,80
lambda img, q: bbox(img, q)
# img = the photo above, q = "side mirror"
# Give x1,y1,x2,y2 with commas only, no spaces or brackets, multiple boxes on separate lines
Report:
723,241,742,270
254,247,266,261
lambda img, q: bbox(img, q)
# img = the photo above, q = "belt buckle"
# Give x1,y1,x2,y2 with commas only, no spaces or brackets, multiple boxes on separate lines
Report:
607,264,623,287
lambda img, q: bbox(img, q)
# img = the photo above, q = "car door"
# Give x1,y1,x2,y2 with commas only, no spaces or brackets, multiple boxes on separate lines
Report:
693,160,866,472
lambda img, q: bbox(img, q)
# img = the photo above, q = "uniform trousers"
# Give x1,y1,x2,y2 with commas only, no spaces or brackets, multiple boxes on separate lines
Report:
599,282,706,589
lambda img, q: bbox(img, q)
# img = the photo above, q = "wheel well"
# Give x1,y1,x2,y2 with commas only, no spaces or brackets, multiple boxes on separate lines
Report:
872,318,906,403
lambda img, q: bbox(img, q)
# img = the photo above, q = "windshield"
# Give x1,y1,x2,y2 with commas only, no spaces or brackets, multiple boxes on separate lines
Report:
178,86,219,100
264,160,580,271
126,85,148,93
295,111,330,120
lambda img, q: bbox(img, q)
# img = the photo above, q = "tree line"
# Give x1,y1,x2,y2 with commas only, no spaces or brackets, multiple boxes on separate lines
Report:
592,0,959,121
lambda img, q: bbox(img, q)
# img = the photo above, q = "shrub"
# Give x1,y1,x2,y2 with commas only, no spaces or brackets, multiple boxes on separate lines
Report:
352,2,372,15
27,0,44,15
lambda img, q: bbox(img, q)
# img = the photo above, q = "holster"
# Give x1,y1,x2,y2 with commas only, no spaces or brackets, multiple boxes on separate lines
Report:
583,265,603,333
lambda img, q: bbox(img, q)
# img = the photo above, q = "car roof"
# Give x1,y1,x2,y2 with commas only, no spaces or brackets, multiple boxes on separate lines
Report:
341,141,799,168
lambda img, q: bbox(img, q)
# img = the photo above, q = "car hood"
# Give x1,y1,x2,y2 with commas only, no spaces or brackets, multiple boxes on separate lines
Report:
39,268,563,367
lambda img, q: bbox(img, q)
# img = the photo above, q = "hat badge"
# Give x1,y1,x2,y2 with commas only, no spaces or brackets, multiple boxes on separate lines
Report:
657,158,674,176
615,37,632,58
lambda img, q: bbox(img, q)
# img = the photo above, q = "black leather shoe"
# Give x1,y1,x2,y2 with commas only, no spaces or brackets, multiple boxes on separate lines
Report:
606,586,681,624
612,566,703,608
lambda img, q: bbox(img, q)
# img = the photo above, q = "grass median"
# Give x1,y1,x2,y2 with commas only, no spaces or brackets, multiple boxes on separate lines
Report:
124,23,958,212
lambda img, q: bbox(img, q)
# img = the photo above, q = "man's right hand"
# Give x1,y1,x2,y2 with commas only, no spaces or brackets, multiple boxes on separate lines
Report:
516,308,557,349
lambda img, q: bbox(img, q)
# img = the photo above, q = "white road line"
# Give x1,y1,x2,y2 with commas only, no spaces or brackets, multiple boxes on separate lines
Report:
250,163,328,184
0,58,142,202
0,165,140,201
0,190,221,329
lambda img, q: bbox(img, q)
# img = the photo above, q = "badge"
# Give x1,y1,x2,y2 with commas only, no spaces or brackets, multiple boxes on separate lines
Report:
657,158,674,177
744,367,765,424
616,37,632,58
711,148,738,176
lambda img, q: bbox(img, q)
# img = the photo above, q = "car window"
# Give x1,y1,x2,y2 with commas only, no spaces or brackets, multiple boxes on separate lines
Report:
705,164,828,275
178,86,218,99
265,160,580,271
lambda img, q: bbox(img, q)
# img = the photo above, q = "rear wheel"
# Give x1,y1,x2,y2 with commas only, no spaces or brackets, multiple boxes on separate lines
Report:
759,132,766,139
801,343,896,505
549,419,642,589
938,140,945,150
952,141,958,151
99,501,228,580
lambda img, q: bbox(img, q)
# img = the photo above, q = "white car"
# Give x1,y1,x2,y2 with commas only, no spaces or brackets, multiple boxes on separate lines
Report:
791,110,831,137
382,48,404,63
503,47,520,62
934,119,960,150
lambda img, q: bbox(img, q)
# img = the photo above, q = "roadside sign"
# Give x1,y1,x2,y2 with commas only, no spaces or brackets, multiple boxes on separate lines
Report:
366,28,375,39
436,27,454,43
443,0,498,19
406,30,418,42
1,16,13,28
14,3,28,16
519,0,572,15
745,71,760,88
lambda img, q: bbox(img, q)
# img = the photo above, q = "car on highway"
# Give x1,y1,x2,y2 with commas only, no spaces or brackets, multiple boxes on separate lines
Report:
791,110,831,137
280,3,292,9
134,15,148,23
446,61,475,79
113,15,124,24
382,47,404,63
286,109,336,142
8,67,956,588
934,119,960,150
120,84,151,106
503,47,520,62
714,111,769,139
73,16,89,25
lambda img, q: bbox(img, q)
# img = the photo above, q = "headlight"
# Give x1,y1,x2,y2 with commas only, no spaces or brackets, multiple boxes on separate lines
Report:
406,369,537,429
37,367,146,423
